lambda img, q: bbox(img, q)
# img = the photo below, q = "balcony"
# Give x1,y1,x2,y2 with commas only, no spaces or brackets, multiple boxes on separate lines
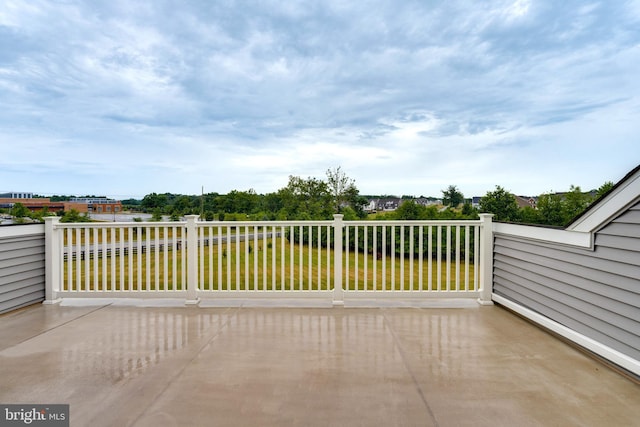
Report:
1,164,640,426
2,300,639,426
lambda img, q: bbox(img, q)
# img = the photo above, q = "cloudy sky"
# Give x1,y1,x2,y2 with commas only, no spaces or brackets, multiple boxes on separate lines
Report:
1,0,639,199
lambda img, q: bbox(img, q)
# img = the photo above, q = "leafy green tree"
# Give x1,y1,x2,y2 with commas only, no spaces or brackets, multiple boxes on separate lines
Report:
60,209,91,223
29,206,51,223
201,192,221,213
121,198,141,210
141,193,168,212
438,207,459,220
537,193,564,226
563,185,592,223
461,202,477,218
442,185,464,208
221,190,260,214
352,195,369,219
171,195,194,215
341,206,359,220
595,181,614,199
395,200,423,220
10,203,30,219
275,208,288,220
277,175,332,219
479,186,519,222
421,205,439,219
151,208,163,222
518,206,543,224
262,192,284,214
326,166,357,213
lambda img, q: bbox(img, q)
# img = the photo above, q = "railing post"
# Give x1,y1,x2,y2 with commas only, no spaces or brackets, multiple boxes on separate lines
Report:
332,214,344,306
43,216,62,305
185,215,200,305
478,213,494,306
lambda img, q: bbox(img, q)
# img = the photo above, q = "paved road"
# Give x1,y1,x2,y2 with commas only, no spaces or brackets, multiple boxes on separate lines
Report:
64,231,281,260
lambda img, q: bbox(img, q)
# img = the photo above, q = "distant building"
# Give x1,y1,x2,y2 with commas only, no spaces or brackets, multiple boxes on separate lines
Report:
70,197,122,214
0,192,33,199
0,194,121,214
368,197,401,212
0,197,88,214
363,198,399,213
415,198,442,207
472,195,537,210
364,197,443,213
514,196,537,209
364,200,377,212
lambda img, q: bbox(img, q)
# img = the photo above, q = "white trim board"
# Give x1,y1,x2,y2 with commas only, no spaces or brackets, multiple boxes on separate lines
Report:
493,222,592,249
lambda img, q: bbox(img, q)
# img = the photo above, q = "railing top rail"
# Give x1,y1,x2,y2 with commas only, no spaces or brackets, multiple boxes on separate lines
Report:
196,220,334,227
53,218,484,229
54,221,187,229
343,219,482,226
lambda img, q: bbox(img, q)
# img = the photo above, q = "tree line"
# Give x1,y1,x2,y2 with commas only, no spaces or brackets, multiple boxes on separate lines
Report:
478,182,614,226
2,167,615,228
1,204,92,224
138,167,368,221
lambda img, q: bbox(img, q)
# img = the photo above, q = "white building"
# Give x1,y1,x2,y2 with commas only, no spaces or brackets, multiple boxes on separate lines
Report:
0,192,33,199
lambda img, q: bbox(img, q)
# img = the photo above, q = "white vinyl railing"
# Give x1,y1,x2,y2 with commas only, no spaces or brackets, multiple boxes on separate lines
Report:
44,214,494,305
196,221,333,294
342,220,480,293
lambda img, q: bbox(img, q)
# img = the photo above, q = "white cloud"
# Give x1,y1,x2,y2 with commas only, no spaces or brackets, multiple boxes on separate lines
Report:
504,0,531,19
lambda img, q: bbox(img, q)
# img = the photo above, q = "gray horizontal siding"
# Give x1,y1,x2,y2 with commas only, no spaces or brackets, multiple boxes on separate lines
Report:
0,232,45,314
493,200,640,363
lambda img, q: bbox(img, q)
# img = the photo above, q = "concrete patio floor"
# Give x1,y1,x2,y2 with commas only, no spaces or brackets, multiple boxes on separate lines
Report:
1,301,638,426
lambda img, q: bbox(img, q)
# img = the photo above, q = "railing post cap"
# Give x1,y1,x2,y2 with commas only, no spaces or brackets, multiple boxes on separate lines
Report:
478,213,494,220
44,216,60,223
333,214,344,220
